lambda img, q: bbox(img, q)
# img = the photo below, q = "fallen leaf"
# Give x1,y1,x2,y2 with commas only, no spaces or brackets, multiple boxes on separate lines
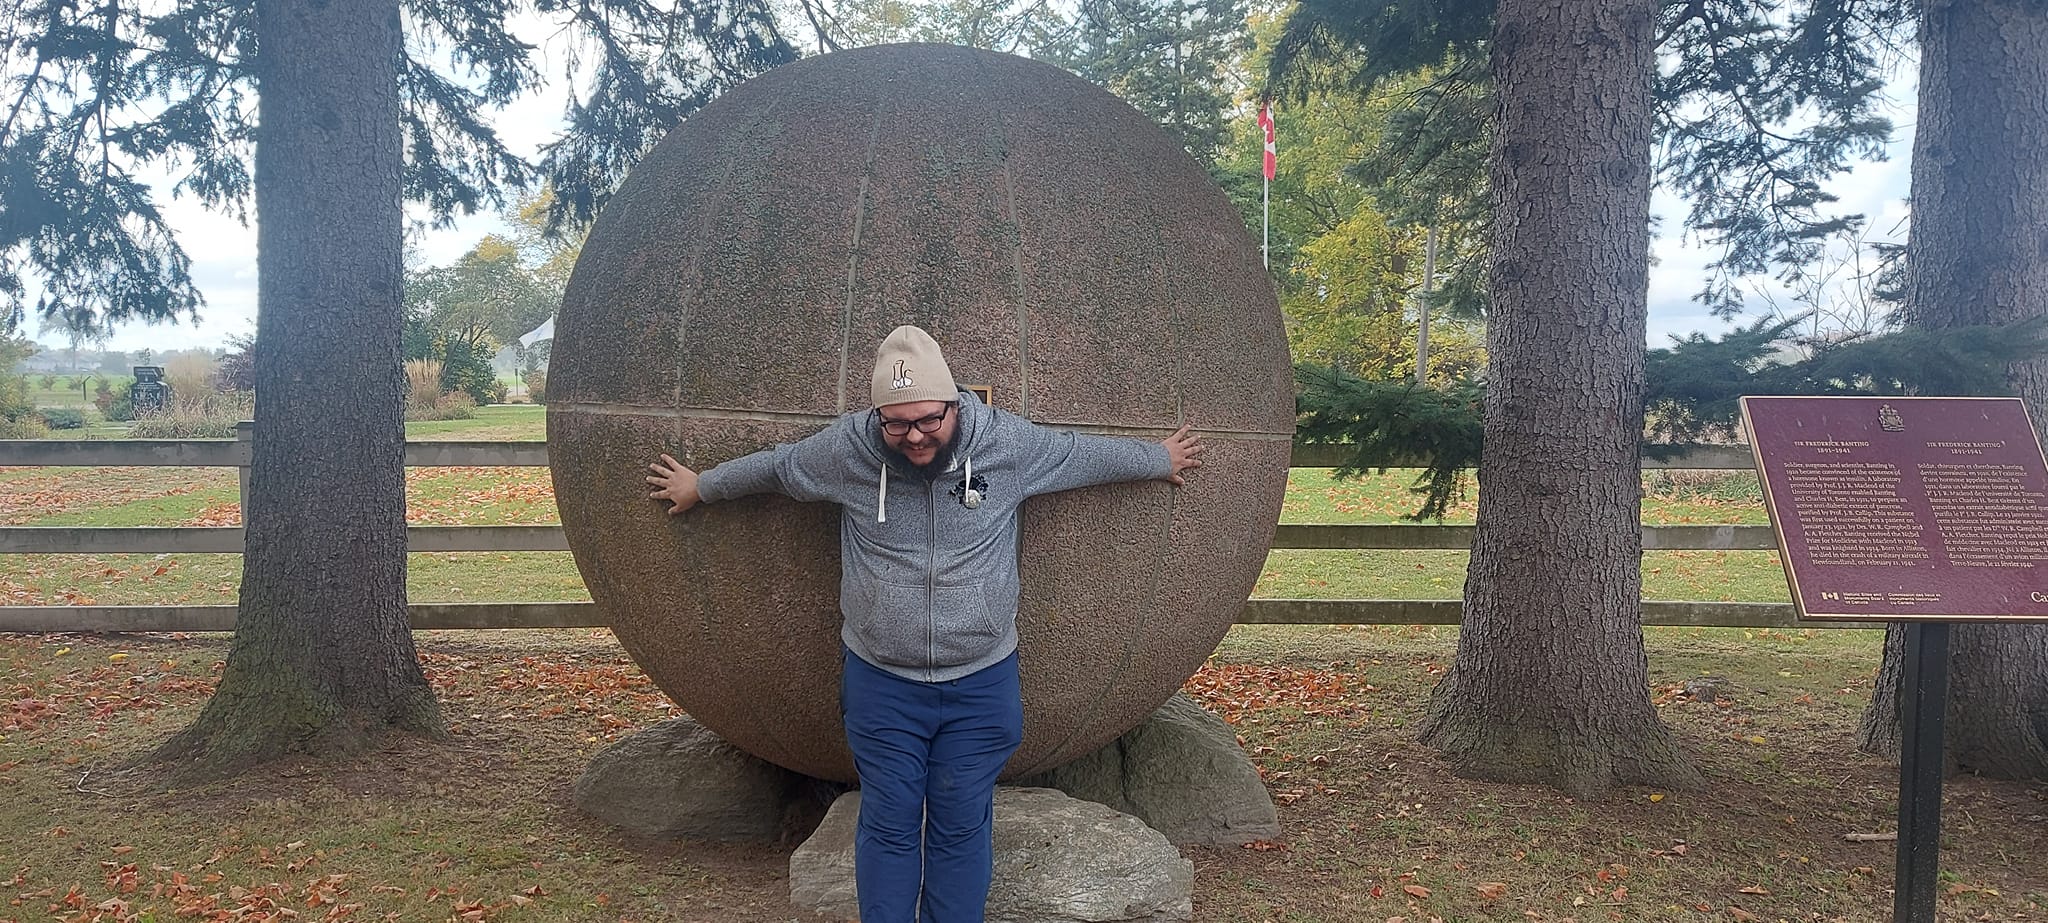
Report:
1402,884,1431,899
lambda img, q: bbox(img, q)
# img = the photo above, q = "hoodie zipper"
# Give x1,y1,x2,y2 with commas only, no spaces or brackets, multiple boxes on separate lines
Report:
925,476,938,682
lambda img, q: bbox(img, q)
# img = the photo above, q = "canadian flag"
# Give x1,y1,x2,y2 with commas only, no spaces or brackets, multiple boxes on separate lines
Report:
1256,100,1276,180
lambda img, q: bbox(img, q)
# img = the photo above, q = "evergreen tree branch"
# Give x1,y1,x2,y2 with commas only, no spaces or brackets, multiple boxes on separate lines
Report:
1294,364,1484,521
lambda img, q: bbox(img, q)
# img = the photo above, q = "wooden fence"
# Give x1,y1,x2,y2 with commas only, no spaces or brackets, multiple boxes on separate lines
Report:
1,429,1849,632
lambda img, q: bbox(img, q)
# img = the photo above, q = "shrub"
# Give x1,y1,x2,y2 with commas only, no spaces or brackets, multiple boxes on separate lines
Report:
0,338,35,423
39,373,57,390
406,391,477,422
0,415,50,439
404,359,445,410
523,370,547,403
164,354,220,413
126,408,240,439
37,408,85,429
217,335,255,392
96,380,136,422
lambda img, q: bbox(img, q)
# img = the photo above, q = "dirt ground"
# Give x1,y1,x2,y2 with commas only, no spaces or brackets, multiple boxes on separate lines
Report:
3,625,2044,922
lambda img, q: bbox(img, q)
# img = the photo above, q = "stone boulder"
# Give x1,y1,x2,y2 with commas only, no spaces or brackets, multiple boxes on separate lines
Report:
547,41,1294,784
574,716,841,843
1016,693,1278,846
790,787,1192,922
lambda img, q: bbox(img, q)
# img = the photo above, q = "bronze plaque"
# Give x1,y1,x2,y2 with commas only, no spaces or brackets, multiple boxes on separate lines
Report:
1743,396,2048,622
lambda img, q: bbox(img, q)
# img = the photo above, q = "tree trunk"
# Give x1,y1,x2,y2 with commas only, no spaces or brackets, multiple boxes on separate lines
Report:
1415,0,1701,798
153,0,442,776
1856,0,2048,780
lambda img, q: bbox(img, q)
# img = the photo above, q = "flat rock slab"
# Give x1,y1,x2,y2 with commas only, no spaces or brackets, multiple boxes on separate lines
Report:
1016,693,1278,846
791,787,1193,922
574,716,838,843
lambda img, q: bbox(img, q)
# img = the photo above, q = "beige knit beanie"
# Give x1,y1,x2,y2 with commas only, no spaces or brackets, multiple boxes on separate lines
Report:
871,325,958,407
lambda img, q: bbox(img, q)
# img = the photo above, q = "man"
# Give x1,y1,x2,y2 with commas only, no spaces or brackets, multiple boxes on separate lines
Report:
646,325,1204,922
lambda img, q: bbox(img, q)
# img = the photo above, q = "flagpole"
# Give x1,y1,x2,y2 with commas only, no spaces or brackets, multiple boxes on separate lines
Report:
1257,99,1274,269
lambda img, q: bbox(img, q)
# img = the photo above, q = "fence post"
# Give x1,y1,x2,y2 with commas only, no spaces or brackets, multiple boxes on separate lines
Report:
235,420,253,515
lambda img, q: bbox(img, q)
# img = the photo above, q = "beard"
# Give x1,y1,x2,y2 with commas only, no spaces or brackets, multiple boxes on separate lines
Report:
881,431,957,479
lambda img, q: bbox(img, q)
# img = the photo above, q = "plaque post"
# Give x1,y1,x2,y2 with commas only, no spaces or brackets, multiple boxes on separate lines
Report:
1893,621,1950,923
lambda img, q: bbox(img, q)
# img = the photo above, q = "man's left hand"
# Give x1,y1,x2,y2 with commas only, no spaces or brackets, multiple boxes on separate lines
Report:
1161,424,1206,486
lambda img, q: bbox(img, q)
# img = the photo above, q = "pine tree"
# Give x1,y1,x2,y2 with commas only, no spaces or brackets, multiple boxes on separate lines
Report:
1048,0,1252,167
2,0,791,776
1856,0,2048,781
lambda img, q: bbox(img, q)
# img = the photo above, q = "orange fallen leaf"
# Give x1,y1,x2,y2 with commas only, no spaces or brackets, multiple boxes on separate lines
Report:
1401,884,1431,899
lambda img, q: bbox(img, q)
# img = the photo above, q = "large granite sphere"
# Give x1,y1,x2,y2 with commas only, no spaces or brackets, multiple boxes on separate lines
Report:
547,43,1292,783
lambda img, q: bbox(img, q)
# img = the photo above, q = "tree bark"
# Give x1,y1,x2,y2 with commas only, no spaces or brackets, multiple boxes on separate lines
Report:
1856,0,2048,780
153,0,442,776
1415,0,1701,797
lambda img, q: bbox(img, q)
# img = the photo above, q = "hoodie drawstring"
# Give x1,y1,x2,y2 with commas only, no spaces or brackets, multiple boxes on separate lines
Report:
877,463,888,523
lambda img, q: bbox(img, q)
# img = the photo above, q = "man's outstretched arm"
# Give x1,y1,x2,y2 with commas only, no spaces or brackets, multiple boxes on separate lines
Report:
1017,417,1208,496
646,415,857,515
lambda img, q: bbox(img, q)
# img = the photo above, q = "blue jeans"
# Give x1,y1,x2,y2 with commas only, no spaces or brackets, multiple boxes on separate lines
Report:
841,648,1023,923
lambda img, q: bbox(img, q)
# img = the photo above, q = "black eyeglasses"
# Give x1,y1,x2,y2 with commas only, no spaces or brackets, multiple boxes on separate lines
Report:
877,403,954,437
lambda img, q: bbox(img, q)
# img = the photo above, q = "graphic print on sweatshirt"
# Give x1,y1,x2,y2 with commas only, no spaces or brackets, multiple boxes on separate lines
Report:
949,472,990,508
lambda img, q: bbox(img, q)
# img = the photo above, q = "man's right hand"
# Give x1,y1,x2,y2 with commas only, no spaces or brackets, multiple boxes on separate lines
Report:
647,454,702,515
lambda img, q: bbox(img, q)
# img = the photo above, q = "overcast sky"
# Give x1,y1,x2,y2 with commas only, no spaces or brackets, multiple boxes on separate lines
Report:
48,58,1919,357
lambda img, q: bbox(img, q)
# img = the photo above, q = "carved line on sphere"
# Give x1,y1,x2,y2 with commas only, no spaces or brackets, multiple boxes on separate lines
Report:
551,403,1295,440
694,102,811,776
838,92,887,416
1015,125,1184,773
995,100,1032,417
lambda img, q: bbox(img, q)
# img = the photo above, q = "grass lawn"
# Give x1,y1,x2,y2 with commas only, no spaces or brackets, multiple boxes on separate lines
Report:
5,413,2043,921
406,405,547,442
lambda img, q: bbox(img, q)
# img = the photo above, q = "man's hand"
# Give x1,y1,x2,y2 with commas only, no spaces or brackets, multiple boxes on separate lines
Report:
647,454,702,515
1161,425,1207,486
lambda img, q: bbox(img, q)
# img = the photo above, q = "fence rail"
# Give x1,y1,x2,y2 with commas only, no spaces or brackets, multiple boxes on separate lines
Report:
0,600,1867,635
0,437,1756,472
0,523,1779,554
2,435,1799,633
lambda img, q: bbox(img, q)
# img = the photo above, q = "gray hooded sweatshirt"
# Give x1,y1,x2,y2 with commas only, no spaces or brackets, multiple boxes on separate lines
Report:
695,391,1171,682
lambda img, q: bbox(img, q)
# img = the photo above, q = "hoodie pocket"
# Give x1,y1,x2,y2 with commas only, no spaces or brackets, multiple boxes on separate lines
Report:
929,583,1002,665
848,580,1000,668
849,580,919,667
